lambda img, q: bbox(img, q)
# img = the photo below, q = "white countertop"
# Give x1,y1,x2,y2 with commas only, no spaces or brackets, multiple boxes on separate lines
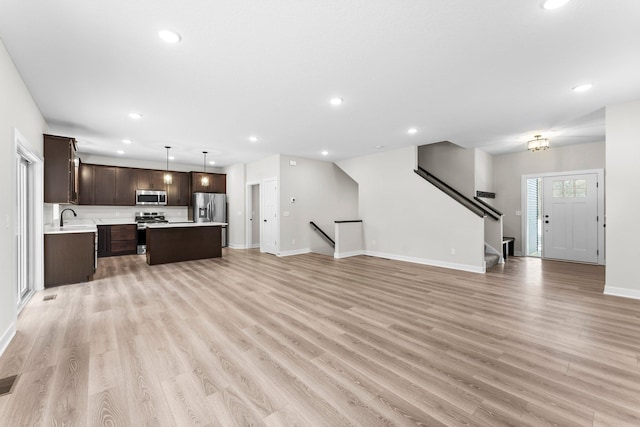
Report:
146,222,227,229
97,218,137,225
44,223,98,235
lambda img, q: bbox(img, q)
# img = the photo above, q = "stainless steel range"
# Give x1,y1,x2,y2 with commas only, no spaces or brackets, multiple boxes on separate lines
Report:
135,212,168,254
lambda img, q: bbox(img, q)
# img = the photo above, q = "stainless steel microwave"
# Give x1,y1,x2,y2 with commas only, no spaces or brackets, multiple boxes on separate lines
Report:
136,190,167,205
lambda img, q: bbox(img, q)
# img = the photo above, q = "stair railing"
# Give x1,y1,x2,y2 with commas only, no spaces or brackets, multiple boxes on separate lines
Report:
414,166,500,221
309,221,335,248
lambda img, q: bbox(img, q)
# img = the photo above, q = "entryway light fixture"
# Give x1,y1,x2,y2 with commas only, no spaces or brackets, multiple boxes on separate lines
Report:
527,135,550,152
201,151,209,186
164,146,173,184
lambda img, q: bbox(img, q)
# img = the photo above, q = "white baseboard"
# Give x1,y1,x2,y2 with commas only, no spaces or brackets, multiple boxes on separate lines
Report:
334,250,364,259
515,251,523,256
364,251,485,274
250,243,260,249
227,243,248,249
278,248,311,257
604,286,640,300
0,322,16,358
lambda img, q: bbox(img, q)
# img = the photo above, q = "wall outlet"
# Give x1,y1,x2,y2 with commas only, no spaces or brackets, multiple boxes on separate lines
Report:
289,160,297,166
283,211,290,217
372,239,376,246
450,248,456,255
515,210,522,216
292,239,296,244
115,211,120,217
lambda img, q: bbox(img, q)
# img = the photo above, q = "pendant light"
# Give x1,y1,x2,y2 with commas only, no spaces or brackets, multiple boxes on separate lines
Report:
201,151,209,186
164,146,173,184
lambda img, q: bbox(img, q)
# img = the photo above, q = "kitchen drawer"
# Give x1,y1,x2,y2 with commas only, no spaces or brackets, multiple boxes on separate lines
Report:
110,239,136,253
110,224,136,241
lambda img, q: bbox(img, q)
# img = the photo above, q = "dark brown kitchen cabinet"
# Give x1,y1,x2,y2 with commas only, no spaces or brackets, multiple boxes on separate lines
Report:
45,232,95,287
115,167,136,205
79,163,95,205
94,165,117,205
137,169,167,190
44,134,78,204
167,172,190,206
97,224,137,257
191,172,226,194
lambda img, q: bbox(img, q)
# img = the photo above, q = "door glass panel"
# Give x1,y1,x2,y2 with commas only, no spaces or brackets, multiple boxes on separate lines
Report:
563,180,575,197
552,181,563,198
575,179,587,197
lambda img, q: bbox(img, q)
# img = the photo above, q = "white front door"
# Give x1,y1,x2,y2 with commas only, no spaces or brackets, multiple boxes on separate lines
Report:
261,178,278,255
542,173,598,263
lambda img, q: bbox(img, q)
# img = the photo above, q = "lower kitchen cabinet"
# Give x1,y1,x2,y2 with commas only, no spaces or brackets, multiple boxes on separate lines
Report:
44,232,96,287
98,224,137,257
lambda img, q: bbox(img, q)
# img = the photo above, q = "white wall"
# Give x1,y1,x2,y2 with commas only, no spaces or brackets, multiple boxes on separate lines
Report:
224,163,246,248
0,39,48,354
279,155,359,256
418,142,476,197
475,149,494,195
493,141,605,255
338,146,485,272
605,100,640,299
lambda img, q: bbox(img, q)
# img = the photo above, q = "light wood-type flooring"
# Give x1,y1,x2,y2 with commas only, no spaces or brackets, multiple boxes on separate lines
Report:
1,250,640,426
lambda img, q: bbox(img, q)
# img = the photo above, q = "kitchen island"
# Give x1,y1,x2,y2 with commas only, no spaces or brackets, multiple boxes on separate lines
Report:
145,222,227,265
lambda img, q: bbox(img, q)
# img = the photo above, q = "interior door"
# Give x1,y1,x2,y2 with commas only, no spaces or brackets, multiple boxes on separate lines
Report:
261,178,278,255
542,173,598,263
16,155,32,303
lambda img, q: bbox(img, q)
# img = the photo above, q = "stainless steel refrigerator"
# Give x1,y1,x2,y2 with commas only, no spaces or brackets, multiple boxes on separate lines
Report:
193,192,227,247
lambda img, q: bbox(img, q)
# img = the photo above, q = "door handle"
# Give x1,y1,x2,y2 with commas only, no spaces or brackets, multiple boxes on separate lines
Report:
545,220,549,224
264,219,267,222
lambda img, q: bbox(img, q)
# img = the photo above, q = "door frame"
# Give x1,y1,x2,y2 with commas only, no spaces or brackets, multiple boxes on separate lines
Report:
521,168,605,265
260,177,279,255
14,129,44,311
245,181,260,249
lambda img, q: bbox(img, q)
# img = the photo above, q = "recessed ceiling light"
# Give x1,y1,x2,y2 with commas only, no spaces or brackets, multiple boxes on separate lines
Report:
117,150,125,155
330,97,343,106
572,83,593,92
375,145,384,149
408,128,418,135
209,161,216,165
128,112,142,120
159,30,181,44
168,156,175,160
122,139,132,144
249,136,259,142
542,0,570,10
321,150,329,156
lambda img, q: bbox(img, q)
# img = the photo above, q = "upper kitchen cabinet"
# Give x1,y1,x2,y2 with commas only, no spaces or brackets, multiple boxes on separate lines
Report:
94,165,117,205
191,172,226,193
137,169,166,190
167,172,190,206
44,134,78,204
79,163,95,205
115,167,136,205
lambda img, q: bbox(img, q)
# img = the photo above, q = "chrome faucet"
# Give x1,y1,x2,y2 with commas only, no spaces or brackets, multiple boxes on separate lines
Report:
60,208,77,227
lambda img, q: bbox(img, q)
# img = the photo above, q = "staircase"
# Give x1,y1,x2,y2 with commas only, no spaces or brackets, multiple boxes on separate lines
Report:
485,253,500,269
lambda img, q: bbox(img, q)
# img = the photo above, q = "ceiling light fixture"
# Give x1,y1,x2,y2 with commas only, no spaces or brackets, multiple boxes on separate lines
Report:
159,30,181,44
527,135,550,152
249,136,259,143
321,150,329,156
201,152,209,186
572,83,593,92
164,146,173,184
408,128,418,135
168,156,175,160
128,112,142,120
122,139,132,144
542,0,570,10
330,97,343,106
209,161,216,165
117,150,125,155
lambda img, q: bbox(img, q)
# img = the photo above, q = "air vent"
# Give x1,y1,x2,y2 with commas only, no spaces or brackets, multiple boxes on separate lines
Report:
0,374,19,397
476,191,496,199
43,294,57,301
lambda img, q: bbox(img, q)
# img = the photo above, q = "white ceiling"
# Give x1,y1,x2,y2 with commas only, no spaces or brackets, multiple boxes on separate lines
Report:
1,0,639,167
